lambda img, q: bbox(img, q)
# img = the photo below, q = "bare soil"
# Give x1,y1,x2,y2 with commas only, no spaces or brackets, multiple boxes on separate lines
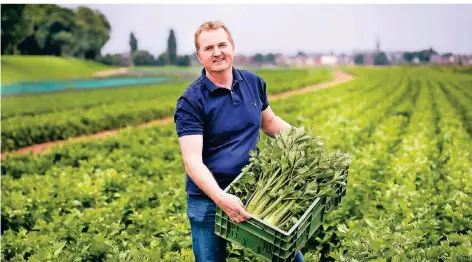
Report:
92,67,129,78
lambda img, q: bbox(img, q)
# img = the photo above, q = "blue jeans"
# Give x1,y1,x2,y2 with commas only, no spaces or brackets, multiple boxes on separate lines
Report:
187,195,305,262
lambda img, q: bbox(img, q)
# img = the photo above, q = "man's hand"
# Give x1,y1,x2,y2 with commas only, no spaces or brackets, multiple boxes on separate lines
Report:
215,192,251,223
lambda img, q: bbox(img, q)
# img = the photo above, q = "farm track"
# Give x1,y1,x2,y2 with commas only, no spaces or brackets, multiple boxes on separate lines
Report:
92,67,130,78
1,69,355,158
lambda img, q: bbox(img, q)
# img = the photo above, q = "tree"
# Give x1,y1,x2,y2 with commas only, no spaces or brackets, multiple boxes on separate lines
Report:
266,53,276,63
39,5,76,56
176,55,191,66
100,54,114,65
354,54,364,65
374,52,389,65
402,48,437,64
3,4,111,60
297,51,307,57
132,50,155,65
252,53,264,63
1,4,33,54
15,5,77,56
167,29,177,65
417,48,437,63
13,5,111,59
129,32,137,53
73,6,110,59
17,32,41,55
403,52,414,63
156,51,169,66
99,53,124,66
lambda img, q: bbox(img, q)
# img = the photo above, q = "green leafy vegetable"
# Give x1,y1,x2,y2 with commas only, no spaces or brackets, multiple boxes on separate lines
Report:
229,126,350,231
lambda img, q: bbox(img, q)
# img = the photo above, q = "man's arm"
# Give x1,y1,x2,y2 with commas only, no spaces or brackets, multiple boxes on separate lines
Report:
178,135,251,223
260,106,292,137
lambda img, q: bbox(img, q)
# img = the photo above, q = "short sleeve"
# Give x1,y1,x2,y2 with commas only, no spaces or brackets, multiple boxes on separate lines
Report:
174,95,204,137
260,77,270,111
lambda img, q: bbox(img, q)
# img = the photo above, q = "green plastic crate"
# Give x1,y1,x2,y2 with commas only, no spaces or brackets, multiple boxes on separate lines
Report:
215,168,349,262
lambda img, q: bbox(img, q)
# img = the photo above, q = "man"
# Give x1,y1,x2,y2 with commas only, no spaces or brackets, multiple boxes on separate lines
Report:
174,20,305,262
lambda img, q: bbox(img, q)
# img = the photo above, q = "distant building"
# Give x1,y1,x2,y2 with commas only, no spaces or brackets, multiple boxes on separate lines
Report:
120,51,133,66
462,55,472,65
275,54,287,66
336,54,353,65
233,54,251,66
320,55,338,65
364,54,374,65
429,54,472,65
388,52,406,65
430,55,442,64
450,54,472,66
279,53,318,67
433,54,456,65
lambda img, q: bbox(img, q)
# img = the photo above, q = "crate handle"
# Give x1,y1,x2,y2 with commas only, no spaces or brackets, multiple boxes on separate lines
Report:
247,219,263,230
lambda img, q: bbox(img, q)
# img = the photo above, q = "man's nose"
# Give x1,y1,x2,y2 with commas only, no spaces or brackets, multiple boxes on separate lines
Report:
213,48,222,56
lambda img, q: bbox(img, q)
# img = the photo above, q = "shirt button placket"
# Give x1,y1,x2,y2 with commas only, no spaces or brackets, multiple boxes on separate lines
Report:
230,85,240,106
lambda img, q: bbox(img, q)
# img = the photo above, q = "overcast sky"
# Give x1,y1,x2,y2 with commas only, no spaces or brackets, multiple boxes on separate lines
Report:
60,4,472,56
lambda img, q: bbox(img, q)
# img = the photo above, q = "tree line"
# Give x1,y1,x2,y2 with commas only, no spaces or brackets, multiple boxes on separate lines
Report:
1,4,110,59
100,29,191,67
402,48,438,63
354,48,440,65
1,4,191,66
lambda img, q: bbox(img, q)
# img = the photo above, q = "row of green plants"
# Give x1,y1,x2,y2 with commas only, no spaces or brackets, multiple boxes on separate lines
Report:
1,81,187,119
1,68,332,152
257,67,332,93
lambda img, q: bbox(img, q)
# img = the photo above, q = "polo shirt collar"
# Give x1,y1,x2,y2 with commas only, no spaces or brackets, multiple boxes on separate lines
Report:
202,66,243,92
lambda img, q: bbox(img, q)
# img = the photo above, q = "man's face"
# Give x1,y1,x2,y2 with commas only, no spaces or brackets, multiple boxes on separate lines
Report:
196,28,234,73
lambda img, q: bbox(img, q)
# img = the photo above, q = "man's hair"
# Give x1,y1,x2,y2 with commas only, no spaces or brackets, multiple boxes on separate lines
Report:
194,20,234,52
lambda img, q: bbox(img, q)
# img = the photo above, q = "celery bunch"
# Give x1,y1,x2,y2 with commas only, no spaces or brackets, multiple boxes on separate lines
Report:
230,127,350,231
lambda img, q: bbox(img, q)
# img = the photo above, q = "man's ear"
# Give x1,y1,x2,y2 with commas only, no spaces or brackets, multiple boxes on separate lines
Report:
196,51,203,64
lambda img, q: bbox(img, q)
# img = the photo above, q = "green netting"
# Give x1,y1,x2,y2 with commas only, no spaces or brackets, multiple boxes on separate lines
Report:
1,77,170,95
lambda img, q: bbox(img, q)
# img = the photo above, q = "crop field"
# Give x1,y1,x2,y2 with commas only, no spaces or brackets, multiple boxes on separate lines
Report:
2,66,472,261
1,67,332,152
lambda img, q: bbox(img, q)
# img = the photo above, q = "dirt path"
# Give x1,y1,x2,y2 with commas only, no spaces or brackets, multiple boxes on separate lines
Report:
92,67,129,78
268,69,354,100
2,69,354,158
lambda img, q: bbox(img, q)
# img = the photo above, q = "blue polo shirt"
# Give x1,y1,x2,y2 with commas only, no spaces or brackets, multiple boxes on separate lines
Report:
174,66,269,196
